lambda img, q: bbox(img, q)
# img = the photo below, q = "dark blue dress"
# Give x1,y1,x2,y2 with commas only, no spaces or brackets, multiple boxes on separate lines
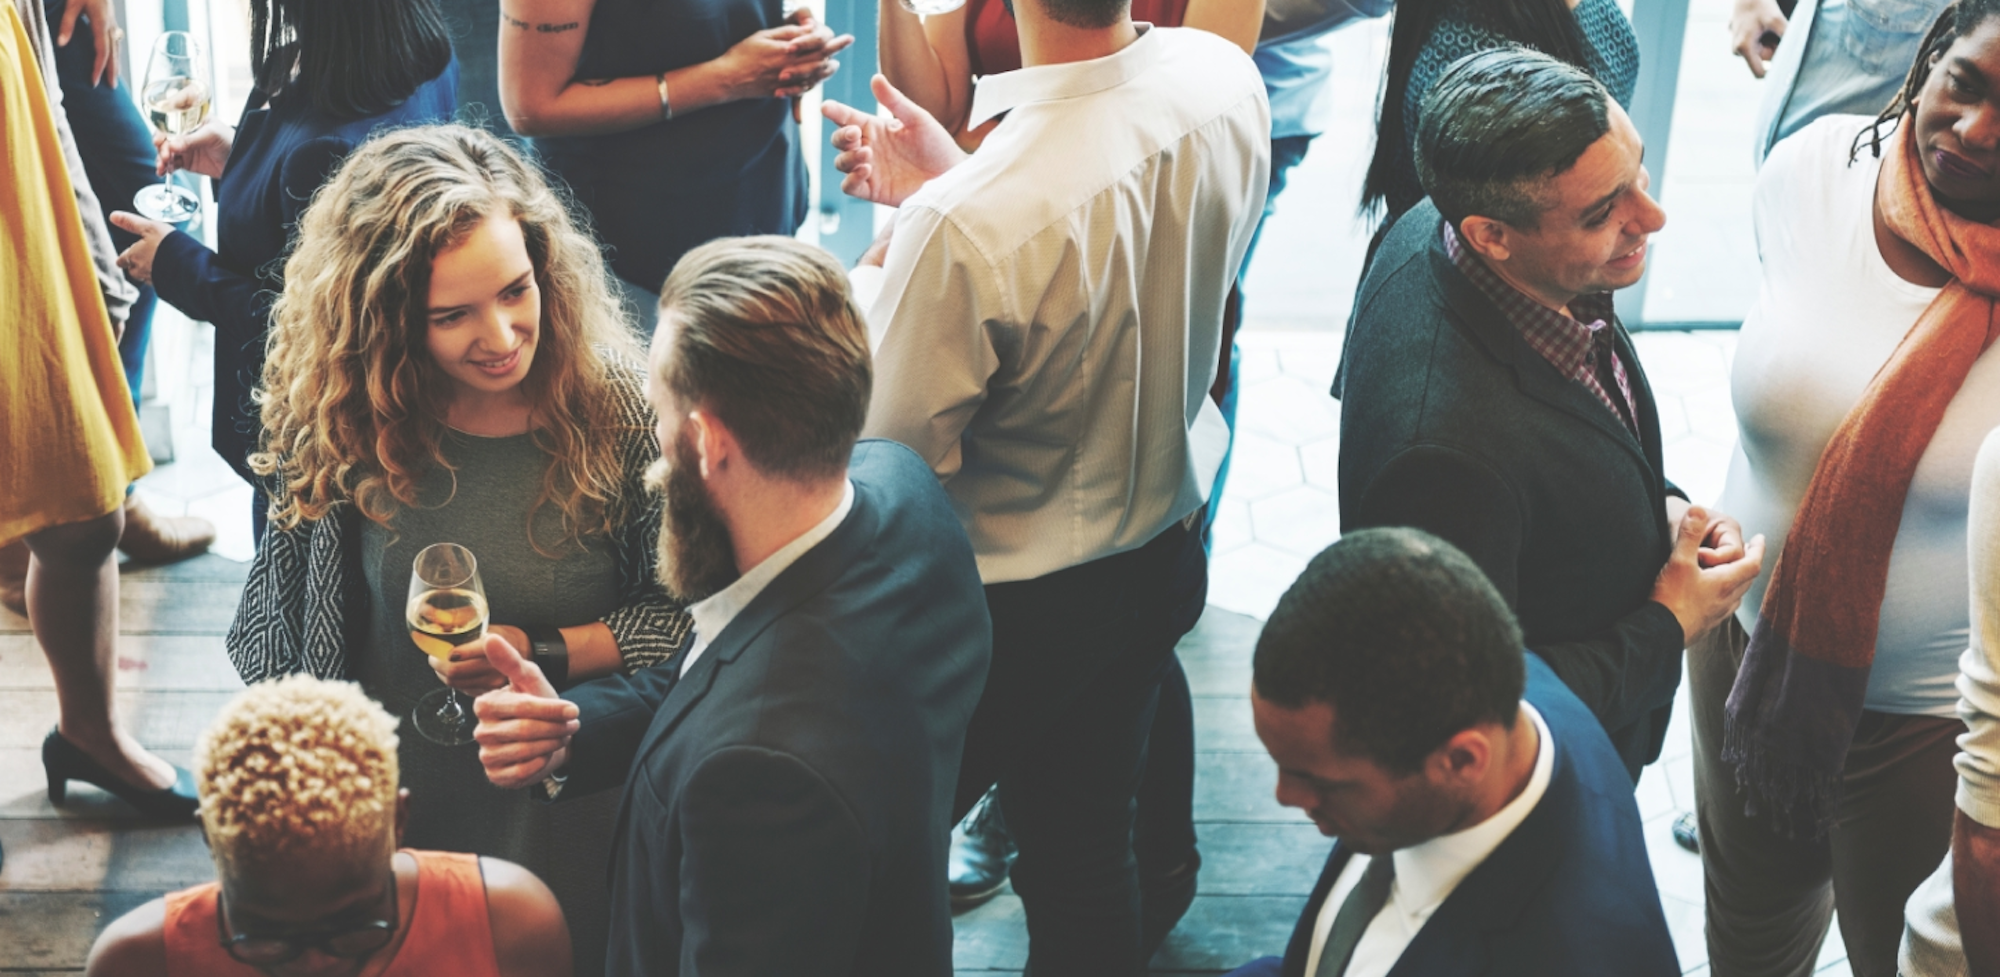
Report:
152,62,457,488
535,0,808,296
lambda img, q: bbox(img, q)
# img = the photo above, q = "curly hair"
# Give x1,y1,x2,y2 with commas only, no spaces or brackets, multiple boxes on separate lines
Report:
1853,0,2000,160
196,675,400,868
252,124,643,551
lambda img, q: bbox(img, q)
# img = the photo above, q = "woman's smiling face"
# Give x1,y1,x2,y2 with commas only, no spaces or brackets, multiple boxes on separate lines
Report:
425,213,541,399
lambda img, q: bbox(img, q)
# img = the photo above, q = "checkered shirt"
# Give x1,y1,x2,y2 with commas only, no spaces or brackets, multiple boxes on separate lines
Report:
1442,221,1638,436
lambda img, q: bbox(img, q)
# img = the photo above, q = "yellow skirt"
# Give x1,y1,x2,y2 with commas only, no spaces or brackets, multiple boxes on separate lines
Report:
0,1,150,547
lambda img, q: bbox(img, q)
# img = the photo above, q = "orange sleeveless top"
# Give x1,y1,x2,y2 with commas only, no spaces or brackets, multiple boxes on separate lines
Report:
162,850,500,977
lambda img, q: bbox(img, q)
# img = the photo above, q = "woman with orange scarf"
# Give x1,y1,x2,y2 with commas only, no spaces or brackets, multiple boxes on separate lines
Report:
1692,4,2000,975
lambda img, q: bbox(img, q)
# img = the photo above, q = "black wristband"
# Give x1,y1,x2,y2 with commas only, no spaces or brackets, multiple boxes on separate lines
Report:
523,624,569,690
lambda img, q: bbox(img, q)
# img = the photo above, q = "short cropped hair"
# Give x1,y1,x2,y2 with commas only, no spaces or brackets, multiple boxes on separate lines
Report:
1033,0,1131,29
196,676,400,869
656,236,872,482
1253,528,1526,775
1414,46,1612,229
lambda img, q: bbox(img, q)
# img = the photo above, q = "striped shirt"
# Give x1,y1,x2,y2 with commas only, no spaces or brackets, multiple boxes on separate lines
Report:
1442,221,1637,434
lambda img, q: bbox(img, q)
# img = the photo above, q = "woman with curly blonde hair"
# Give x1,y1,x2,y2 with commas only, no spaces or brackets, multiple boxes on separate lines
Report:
225,123,689,977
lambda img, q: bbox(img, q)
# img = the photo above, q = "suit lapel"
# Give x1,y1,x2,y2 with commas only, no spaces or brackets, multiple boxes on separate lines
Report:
1383,732,1573,977
1282,842,1354,977
1427,242,1661,477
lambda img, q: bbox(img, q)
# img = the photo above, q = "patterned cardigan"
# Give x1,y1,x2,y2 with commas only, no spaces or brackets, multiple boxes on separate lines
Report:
225,369,693,684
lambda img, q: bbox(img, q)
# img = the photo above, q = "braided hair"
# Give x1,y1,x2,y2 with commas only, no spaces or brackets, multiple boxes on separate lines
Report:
1853,0,2000,161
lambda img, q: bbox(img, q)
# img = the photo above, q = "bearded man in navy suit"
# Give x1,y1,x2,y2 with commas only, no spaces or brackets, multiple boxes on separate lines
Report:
1226,528,1678,977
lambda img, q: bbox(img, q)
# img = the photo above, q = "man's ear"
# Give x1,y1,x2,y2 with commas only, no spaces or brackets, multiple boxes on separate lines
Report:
687,410,719,479
1457,216,1514,264
1427,727,1494,788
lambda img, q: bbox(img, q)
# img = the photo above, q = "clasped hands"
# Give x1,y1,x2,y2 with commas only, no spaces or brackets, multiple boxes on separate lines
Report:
1651,501,1767,645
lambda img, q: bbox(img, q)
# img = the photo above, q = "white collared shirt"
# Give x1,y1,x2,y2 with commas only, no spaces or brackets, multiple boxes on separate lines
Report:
855,25,1270,584
678,481,855,677
1302,704,1556,977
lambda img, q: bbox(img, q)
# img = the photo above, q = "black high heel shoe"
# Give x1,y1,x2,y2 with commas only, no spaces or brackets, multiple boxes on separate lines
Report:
42,729,198,822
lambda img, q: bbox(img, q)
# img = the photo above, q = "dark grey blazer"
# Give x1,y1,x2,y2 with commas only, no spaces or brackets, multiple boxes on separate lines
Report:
1336,199,1685,780
559,439,993,977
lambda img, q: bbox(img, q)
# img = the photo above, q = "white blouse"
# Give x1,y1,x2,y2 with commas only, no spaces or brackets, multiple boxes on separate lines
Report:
1718,114,2000,717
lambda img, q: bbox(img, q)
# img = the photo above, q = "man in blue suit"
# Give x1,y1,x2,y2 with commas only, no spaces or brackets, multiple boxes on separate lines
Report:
1228,528,1678,977
471,236,992,976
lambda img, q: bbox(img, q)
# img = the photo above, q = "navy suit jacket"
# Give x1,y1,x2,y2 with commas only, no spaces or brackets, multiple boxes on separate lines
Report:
152,63,456,482
1275,655,1678,977
560,440,993,977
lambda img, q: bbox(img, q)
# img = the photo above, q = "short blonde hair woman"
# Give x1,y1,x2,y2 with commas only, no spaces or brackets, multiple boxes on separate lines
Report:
226,123,689,977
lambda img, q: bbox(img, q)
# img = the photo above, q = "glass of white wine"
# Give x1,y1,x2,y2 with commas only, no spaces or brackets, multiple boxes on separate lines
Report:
407,543,488,746
134,31,210,224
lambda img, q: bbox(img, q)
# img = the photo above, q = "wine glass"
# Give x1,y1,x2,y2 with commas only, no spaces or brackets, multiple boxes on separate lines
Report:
133,31,210,223
407,543,488,746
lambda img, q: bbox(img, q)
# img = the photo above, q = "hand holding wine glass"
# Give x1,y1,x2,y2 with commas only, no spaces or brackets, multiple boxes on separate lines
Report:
132,31,210,223
407,543,488,746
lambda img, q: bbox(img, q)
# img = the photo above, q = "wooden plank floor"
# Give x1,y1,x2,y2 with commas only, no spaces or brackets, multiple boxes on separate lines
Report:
0,552,1324,974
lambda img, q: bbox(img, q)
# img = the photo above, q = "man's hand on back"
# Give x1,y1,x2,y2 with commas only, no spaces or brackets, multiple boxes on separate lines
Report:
822,74,968,208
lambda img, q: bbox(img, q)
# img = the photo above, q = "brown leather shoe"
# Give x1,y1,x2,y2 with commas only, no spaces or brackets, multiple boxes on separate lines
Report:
118,494,216,565
0,541,25,617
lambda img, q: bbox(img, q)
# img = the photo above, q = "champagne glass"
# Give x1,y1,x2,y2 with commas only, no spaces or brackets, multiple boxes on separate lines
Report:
133,31,210,223
407,543,488,746
897,0,965,17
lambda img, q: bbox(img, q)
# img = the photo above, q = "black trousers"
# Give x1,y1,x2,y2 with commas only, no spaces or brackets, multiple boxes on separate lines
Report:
955,519,1208,977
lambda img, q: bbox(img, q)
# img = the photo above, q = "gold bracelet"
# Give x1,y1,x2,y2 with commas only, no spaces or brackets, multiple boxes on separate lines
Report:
657,72,673,121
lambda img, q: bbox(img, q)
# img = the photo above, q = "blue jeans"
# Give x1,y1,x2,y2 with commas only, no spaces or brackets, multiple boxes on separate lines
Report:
1755,0,1948,162
1201,133,1317,544
47,0,162,409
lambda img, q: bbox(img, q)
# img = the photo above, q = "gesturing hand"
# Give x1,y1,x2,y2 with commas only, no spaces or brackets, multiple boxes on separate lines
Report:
474,633,581,790
1651,505,1767,645
1729,0,1789,78
109,211,174,285
822,74,968,208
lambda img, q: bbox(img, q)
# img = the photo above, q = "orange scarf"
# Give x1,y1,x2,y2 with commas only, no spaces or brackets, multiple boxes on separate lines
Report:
1724,118,2000,836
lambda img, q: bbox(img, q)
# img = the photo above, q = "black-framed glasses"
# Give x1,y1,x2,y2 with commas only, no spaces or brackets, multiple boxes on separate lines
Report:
214,879,398,966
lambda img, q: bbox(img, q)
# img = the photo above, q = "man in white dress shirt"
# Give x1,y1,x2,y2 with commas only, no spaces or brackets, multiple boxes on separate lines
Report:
1227,528,1678,977
820,2,1269,970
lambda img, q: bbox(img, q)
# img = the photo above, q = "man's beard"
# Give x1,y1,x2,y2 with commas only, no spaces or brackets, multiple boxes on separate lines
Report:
645,431,739,604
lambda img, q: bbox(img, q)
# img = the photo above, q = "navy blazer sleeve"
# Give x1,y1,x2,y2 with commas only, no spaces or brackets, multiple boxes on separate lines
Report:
151,134,351,351
1351,442,1686,737
677,746,871,976
558,664,683,798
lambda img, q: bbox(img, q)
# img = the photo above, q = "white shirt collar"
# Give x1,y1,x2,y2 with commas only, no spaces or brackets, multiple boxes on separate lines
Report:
679,480,856,676
967,23,1160,129
1388,702,1555,912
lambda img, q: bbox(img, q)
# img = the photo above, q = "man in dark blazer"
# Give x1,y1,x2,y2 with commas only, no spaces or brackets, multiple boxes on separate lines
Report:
1335,48,1764,780
471,237,991,976
1226,528,1679,977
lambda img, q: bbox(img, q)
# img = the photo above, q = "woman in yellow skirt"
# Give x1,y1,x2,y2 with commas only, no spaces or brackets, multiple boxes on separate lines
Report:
0,0,198,868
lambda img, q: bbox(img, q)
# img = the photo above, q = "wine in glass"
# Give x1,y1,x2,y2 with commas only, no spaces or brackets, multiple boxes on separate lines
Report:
134,31,210,223
407,543,488,746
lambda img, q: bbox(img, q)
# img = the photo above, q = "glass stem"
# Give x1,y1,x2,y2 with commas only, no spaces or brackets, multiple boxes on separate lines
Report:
439,689,464,723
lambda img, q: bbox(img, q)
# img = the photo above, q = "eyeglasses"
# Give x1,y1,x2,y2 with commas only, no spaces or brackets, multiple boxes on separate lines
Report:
214,879,399,966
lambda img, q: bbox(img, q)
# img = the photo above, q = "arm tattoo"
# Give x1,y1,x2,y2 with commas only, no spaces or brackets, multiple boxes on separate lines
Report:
505,14,531,29
536,21,581,32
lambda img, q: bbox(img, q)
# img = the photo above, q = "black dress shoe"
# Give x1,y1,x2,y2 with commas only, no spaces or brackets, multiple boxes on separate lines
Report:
43,729,199,822
1672,810,1700,854
949,788,1017,909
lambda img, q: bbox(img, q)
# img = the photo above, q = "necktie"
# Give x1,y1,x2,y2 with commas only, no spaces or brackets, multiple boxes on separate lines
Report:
1314,853,1396,977
1589,331,1638,434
